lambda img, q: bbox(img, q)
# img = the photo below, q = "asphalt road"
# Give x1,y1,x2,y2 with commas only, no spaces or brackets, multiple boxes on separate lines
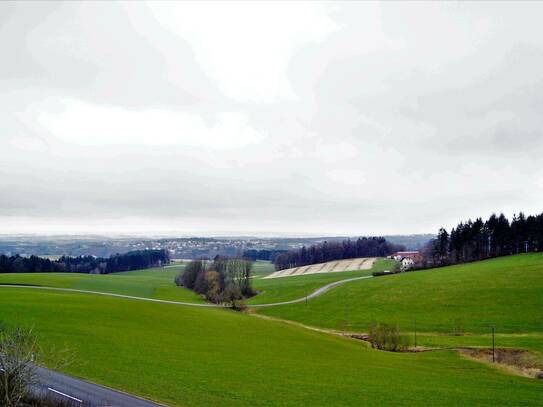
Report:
32,366,165,407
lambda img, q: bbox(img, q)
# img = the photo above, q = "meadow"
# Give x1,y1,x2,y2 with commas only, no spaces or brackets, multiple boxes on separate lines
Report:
1,287,542,406
0,265,204,303
0,259,393,306
256,254,543,351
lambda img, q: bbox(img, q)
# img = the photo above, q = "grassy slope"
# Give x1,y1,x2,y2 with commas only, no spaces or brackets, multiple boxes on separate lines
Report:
1,288,542,406
248,258,395,304
256,254,543,350
0,265,204,303
251,260,276,277
0,259,393,306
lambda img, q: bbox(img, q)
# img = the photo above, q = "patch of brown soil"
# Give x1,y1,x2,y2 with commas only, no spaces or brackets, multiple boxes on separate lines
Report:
461,348,543,379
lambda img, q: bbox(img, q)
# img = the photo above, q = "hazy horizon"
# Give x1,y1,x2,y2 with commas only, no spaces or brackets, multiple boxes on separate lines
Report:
2,1,543,236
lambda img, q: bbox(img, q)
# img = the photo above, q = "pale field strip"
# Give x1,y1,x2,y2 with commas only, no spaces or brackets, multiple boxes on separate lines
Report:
264,257,376,279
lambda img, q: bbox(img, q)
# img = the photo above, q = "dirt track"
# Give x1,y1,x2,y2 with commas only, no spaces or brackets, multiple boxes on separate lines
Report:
264,257,376,279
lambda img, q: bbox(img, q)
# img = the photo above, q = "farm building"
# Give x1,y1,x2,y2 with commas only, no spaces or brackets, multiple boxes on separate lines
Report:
401,257,415,270
392,251,424,270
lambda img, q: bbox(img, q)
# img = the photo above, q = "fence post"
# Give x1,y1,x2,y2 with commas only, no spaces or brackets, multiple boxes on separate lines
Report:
414,320,417,348
491,325,495,363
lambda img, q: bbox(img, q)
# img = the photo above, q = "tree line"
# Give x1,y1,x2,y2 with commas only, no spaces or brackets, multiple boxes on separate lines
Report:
428,212,543,266
242,249,287,262
176,256,254,306
0,249,169,274
273,237,405,271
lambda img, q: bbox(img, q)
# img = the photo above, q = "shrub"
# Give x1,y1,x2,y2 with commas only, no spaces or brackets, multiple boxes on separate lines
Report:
451,318,464,336
0,326,38,407
193,270,208,295
369,323,410,352
204,271,222,303
221,283,245,309
177,259,206,289
174,273,184,287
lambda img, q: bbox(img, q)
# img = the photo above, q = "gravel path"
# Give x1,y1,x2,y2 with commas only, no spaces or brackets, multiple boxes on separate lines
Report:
0,274,374,308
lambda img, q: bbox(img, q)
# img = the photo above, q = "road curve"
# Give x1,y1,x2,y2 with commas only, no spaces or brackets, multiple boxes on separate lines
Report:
32,366,165,407
251,275,373,307
0,275,373,308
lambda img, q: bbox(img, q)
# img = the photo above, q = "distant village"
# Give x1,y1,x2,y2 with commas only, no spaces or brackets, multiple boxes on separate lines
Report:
0,235,433,260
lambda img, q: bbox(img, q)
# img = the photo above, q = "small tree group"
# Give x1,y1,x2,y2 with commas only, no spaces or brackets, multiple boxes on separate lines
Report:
427,211,543,267
368,323,410,352
176,257,255,306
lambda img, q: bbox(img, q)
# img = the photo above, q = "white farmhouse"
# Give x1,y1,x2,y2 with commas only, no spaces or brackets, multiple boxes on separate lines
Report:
400,257,415,270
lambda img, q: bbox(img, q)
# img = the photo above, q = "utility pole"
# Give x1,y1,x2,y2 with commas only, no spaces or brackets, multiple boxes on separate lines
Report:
491,325,496,363
343,297,349,334
414,320,417,348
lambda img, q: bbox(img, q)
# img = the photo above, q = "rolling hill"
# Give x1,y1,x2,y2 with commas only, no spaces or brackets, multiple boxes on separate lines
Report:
256,254,543,351
0,286,542,406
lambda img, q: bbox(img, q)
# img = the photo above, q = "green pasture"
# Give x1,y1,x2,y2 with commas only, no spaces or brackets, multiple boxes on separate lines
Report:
0,265,204,303
256,254,543,350
1,288,541,406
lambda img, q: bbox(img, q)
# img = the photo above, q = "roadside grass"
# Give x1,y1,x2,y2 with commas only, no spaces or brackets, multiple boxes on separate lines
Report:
0,288,542,406
256,254,543,350
248,258,395,305
0,265,204,303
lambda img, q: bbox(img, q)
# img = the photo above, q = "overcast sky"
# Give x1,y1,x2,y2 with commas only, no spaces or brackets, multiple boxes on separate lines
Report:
1,1,543,236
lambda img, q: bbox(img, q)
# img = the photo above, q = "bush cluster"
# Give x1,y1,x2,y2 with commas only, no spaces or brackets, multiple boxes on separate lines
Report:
369,323,410,352
176,257,255,306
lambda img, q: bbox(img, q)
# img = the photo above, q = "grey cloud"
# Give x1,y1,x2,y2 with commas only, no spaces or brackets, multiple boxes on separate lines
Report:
1,2,543,235
0,2,220,108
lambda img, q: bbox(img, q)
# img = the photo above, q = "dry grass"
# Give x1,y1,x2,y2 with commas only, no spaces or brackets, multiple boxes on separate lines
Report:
461,348,543,379
264,257,376,279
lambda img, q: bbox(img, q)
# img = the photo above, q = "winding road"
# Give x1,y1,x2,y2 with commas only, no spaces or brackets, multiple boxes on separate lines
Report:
0,274,373,308
250,275,373,307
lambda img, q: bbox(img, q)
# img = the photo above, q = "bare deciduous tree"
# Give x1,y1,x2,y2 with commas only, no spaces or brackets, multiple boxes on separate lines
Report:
0,326,39,407
0,325,73,407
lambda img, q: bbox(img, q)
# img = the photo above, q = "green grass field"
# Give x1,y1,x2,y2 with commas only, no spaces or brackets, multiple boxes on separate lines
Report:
256,254,543,352
251,260,276,277
0,259,393,306
1,287,542,406
0,265,204,303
